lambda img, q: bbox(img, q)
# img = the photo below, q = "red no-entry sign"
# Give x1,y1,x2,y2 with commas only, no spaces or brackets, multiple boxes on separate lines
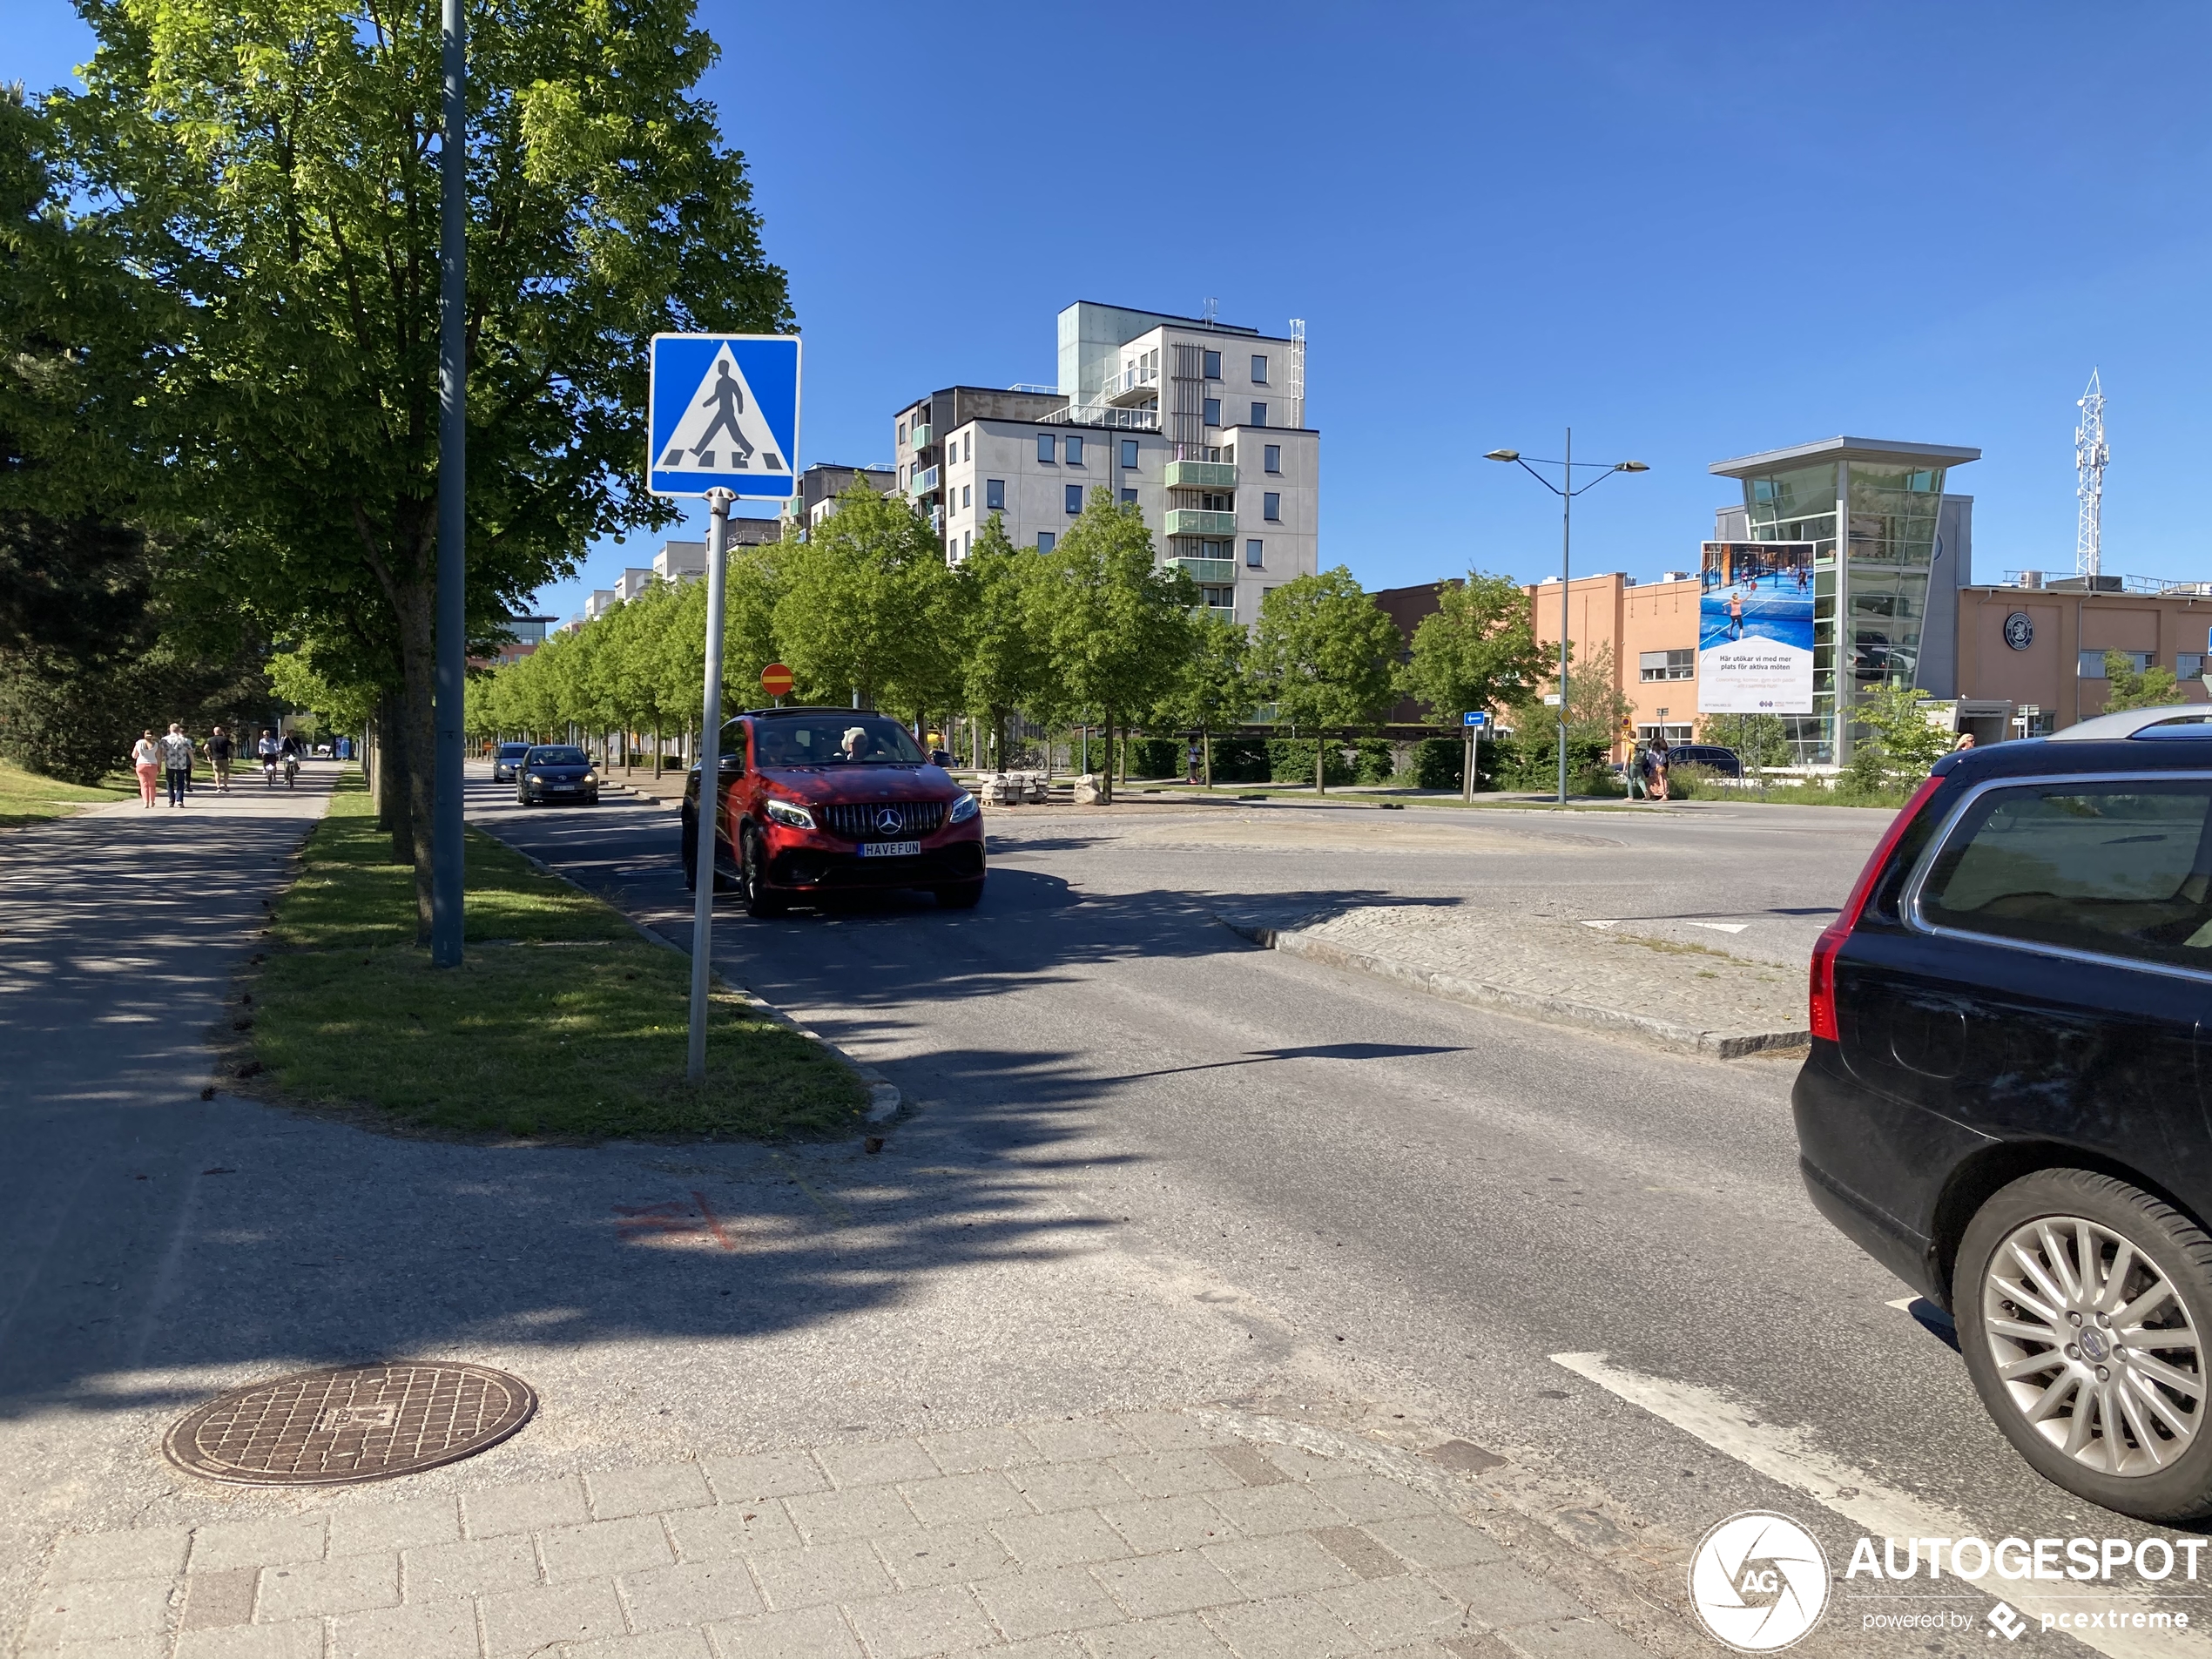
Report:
760,662,794,698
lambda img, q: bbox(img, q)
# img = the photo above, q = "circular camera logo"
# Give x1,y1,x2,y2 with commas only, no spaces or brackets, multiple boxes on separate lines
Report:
1688,1512,1830,1652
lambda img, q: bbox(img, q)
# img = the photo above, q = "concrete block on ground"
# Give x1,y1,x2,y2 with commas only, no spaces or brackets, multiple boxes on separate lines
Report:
401,1533,540,1602
1363,1514,1507,1572
325,1497,461,1559
463,1474,590,1539
538,1514,674,1582
327,1597,479,1659
478,1577,627,1654
706,1603,862,1658
44,1527,191,1584
665,1502,802,1562
781,1483,917,1545
897,1470,1028,1527
617,1558,765,1629
812,1438,938,1490
874,1523,1019,1589
1109,1449,1245,1501
1202,1481,1350,1537
256,1553,399,1622
1082,1611,1238,1656
1010,1460,1141,1514
185,1516,328,1574
918,1425,1044,1473
586,1461,714,1521
172,1623,328,1659
1098,1496,1238,1554
1494,1617,1652,1659
1019,1419,1144,1463
700,1451,831,1504
178,1567,258,1631
990,1509,1133,1572
839,1582,997,1659
1430,1560,1589,1628
972,1564,1126,1642
1310,1473,1443,1523
1092,1552,1243,1618
1205,1444,1286,1487
565,1632,716,1659
1113,1413,1230,1453
1317,1575,1469,1646
1201,1531,1361,1600
23,1575,175,1647
1311,1524,1412,1581
43,1635,170,1659
745,1540,895,1610
1200,1593,1362,1659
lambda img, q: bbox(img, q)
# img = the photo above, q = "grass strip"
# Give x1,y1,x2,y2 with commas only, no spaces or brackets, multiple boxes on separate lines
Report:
247,772,867,1140
0,760,137,828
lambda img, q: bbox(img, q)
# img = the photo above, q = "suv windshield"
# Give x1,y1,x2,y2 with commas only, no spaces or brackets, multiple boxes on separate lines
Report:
753,714,927,767
496,743,529,758
525,747,589,766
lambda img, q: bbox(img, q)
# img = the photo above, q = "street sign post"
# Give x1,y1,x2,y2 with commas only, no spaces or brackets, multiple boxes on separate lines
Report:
1461,711,1489,802
651,334,801,1081
760,662,794,702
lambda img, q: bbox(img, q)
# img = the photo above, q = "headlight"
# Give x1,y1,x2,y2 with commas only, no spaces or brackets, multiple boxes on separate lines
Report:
765,798,815,829
526,772,544,782
947,790,979,824
583,771,597,784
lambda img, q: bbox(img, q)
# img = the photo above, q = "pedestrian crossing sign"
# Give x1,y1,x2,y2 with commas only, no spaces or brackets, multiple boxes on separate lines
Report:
647,334,801,499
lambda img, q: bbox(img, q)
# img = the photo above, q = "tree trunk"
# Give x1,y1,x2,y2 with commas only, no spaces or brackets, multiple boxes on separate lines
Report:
1203,729,1212,788
653,726,662,779
374,693,416,872
1315,732,1326,795
1101,709,1114,804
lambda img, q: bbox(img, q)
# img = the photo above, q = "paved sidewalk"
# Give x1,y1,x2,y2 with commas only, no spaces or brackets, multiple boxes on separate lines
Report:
21,1406,1647,1659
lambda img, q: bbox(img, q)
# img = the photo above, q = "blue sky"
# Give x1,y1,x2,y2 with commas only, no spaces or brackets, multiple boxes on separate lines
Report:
13,3,2210,622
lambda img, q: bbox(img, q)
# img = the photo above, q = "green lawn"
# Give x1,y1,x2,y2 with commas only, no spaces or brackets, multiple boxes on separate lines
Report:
246,774,868,1140
0,759,136,829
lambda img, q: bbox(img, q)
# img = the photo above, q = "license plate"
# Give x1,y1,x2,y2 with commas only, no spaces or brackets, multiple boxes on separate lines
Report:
550,783,577,792
860,840,921,858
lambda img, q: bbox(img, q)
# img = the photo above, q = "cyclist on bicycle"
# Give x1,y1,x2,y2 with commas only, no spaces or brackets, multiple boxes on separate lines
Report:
257,728,282,786
280,730,302,787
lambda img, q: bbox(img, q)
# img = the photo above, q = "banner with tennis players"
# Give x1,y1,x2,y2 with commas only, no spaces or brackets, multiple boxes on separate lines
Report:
1697,542,1817,715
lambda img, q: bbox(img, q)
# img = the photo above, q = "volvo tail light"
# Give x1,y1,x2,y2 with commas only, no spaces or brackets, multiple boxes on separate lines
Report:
1809,774,1944,1043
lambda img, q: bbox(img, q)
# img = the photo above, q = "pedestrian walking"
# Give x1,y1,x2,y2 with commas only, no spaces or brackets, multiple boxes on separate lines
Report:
1622,739,1648,799
158,723,195,807
132,730,161,807
1186,737,1203,786
206,725,234,793
1649,739,1671,803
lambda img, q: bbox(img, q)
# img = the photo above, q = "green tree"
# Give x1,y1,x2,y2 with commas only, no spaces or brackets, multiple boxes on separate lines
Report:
1032,489,1194,801
2104,651,2185,713
773,480,948,711
1698,711,1791,797
955,515,1049,769
1150,611,1252,786
1852,682,1949,792
1251,567,1402,794
1399,570,1546,725
1558,641,1632,746
44,0,792,938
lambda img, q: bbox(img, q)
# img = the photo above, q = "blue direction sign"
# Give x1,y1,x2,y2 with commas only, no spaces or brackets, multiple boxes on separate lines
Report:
1462,711,1490,727
648,334,801,499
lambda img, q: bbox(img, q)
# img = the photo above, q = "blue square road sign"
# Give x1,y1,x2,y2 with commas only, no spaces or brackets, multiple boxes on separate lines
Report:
1462,711,1490,727
648,334,801,500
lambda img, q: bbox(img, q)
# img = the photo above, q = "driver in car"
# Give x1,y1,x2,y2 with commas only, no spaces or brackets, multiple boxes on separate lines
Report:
840,726,873,761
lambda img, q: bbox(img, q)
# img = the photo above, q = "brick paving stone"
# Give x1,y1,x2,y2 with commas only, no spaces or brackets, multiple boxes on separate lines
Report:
172,1624,327,1659
566,1632,714,1659
1204,1444,1285,1487
464,1475,590,1540
1316,1576,1469,1646
1202,1482,1351,1537
918,1425,1043,1473
1362,1515,1507,1573
179,1567,259,1630
45,1636,169,1659
186,1517,329,1574
540,1515,676,1582
972,1565,1125,1642
874,1524,1019,1589
1429,1561,1588,1628
665,1504,803,1562
1081,1612,1237,1657
840,1583,996,1659
1020,1420,1144,1462
780,1484,917,1545
327,1597,479,1659
1010,1460,1141,1514
23,1575,174,1646
1252,1443,1344,1482
1310,1474,1445,1524
257,1553,400,1622
1112,1413,1227,1453
402,1534,540,1602
326,1497,462,1559
813,1438,938,1489
587,1462,714,1521
1490,1617,1651,1659
745,1540,895,1610
617,1558,764,1629
1200,1593,1362,1659
995,1636,1089,1659
1201,1531,1361,1601
1097,1496,1238,1554
1092,1552,1243,1619
45,1527,191,1584
479,1578,626,1654
1311,1525,1410,1581
1109,1450,1245,1501
898,1471,1029,1527
700,1451,831,1504
706,1603,861,1658
990,1510,1132,1574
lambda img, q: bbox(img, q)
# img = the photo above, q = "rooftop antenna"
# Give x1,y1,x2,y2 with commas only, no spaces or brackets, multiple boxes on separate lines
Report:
1202,296,1217,327
1286,319,1306,428
2075,369,2107,580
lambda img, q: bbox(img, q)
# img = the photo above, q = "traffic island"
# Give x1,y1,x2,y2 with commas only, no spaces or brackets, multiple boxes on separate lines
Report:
227,774,868,1139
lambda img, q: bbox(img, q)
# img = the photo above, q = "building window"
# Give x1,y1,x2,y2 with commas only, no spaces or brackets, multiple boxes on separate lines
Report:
1264,444,1280,473
1120,438,1138,469
2182,653,2208,681
1250,402,1266,427
1198,491,1233,512
2082,649,2152,678
1203,349,1221,379
1245,539,1263,567
1203,398,1221,427
1038,433,1055,463
1038,531,1055,551
1200,584,1234,608
1067,435,1083,465
961,483,971,509
898,419,907,443
1638,649,1694,682
1251,354,1267,384
1121,488,1137,505
1262,491,1280,521
986,479,1004,511
1066,484,1082,515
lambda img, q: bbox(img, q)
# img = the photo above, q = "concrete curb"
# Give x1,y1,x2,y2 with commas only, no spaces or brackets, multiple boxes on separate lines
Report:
1215,914,1808,1061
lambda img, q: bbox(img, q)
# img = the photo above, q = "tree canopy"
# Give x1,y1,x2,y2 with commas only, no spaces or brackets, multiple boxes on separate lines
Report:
1251,565,1401,792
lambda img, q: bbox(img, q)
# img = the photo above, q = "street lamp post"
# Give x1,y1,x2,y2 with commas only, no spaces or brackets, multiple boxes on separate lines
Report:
1484,434,1648,804
429,0,468,967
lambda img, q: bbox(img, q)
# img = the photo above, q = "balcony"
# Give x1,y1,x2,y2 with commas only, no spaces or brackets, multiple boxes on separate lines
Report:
1166,556,1236,584
1102,361,1160,406
1037,401,1160,430
908,464,939,497
1164,459,1237,490
907,423,932,450
1163,509,1235,538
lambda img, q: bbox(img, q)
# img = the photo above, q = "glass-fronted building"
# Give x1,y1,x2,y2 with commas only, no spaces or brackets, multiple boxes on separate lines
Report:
1710,437,1979,764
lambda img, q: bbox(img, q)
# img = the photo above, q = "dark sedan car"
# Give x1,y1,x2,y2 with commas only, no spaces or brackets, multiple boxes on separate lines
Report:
1661,741,1742,778
490,741,531,783
515,745,599,806
1795,705,2212,1519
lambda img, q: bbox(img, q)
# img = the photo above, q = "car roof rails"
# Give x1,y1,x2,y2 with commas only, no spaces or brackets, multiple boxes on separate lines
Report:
2047,705,2212,742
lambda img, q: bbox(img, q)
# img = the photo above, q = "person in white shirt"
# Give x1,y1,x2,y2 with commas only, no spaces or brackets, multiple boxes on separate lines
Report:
256,729,282,786
158,724,195,808
132,730,161,808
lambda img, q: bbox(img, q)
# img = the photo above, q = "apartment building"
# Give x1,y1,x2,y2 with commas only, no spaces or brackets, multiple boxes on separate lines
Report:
894,301,1318,627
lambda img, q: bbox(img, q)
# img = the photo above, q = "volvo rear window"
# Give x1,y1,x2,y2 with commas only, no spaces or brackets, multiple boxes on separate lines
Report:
1914,779,2212,969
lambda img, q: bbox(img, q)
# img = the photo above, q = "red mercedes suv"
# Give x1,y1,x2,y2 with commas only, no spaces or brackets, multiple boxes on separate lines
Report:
679,709,983,915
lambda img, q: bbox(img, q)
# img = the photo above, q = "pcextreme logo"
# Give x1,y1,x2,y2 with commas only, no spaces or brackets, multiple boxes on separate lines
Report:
1688,1512,1831,1652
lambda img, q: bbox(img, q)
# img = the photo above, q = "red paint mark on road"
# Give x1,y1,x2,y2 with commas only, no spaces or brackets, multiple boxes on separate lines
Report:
691,1190,739,1251
612,1195,739,1251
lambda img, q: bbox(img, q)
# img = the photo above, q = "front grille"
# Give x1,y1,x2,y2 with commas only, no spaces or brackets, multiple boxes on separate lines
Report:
819,799,948,840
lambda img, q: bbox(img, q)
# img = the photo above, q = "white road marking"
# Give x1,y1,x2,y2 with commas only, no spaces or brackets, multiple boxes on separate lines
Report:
1550,1351,2211,1659
1581,920,1619,930
1691,921,1749,934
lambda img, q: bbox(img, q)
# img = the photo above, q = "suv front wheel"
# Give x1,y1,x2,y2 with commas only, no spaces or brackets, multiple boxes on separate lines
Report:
1958,1168,2212,1520
740,826,787,918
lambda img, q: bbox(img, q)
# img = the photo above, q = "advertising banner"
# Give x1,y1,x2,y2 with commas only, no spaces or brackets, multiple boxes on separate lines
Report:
1697,542,1816,715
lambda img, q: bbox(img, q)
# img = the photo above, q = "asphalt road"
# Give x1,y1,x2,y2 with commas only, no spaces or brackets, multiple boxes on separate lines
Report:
480,773,2200,1644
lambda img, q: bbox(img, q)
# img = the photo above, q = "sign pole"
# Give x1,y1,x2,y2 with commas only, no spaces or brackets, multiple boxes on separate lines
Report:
686,489,733,1082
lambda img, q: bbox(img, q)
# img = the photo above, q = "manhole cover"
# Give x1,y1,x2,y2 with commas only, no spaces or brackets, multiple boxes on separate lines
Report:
162,1361,536,1486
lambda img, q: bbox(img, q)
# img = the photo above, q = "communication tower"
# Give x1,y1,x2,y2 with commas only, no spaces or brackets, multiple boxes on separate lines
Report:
1286,319,1306,429
2075,369,2107,580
